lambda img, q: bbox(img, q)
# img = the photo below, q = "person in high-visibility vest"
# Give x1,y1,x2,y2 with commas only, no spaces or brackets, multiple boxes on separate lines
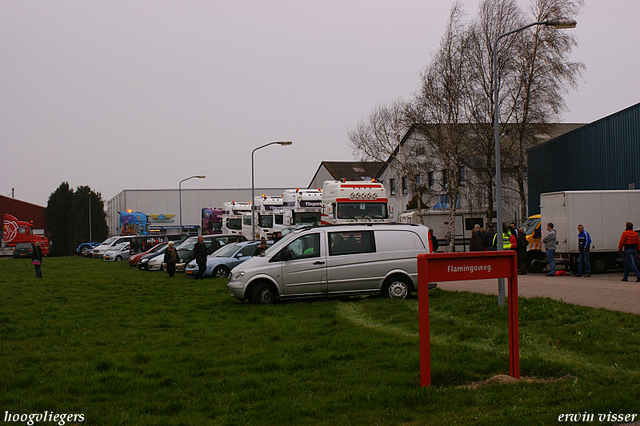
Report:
500,224,513,250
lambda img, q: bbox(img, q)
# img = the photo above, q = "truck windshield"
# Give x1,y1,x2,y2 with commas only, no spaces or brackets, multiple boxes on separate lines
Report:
336,202,388,220
293,212,321,226
228,218,241,230
259,214,273,228
521,217,540,236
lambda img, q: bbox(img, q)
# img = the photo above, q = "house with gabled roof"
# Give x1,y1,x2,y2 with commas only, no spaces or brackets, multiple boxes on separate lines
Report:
375,122,585,244
307,161,384,189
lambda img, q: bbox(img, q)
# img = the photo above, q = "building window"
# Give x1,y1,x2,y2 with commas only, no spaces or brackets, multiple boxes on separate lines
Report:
459,166,466,186
442,170,448,189
416,146,425,156
415,174,421,187
402,177,408,195
428,172,434,189
389,179,395,196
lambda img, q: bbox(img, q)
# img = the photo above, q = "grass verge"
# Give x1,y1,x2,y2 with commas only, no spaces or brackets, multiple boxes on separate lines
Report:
1,257,639,425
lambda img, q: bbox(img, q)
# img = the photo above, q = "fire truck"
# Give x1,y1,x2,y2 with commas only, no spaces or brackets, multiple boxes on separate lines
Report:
282,189,322,226
321,180,391,225
3,213,50,255
222,201,251,235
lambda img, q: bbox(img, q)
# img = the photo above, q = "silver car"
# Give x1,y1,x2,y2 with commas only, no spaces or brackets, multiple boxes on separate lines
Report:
103,242,131,261
228,224,436,304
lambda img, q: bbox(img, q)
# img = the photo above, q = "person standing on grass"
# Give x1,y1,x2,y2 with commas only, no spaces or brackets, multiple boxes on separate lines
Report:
576,224,592,277
543,223,557,277
618,222,640,282
193,235,208,280
164,241,179,277
31,241,43,278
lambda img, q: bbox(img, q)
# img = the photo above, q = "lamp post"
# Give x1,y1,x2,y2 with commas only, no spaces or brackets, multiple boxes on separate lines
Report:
179,175,206,235
251,141,292,241
493,19,576,305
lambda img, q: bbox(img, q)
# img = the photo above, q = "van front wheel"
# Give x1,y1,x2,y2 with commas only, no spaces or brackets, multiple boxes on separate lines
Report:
251,282,276,305
383,277,412,299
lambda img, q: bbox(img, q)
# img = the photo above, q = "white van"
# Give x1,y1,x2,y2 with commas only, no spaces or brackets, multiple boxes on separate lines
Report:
227,224,436,304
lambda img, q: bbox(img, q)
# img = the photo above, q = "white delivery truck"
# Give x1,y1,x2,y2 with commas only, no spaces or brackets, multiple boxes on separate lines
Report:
540,190,640,273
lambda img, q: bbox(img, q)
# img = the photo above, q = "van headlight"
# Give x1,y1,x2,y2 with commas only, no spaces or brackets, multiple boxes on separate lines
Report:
229,271,245,282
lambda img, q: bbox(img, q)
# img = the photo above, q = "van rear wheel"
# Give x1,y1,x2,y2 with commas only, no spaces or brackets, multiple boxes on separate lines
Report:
383,276,412,299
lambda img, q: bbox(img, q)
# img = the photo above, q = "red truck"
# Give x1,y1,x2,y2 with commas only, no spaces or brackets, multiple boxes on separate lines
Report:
3,213,50,256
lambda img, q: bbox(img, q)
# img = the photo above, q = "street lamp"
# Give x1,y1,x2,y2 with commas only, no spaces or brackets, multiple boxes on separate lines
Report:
251,141,292,241
493,18,576,305
179,175,206,235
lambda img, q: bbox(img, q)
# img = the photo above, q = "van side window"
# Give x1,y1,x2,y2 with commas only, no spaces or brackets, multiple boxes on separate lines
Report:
287,233,320,260
329,231,376,256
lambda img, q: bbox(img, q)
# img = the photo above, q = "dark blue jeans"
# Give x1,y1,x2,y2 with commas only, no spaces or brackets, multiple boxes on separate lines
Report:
623,248,640,280
546,248,556,275
577,250,590,275
34,264,42,278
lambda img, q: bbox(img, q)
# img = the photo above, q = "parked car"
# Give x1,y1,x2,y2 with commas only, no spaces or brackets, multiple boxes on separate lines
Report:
185,241,259,278
227,224,437,304
13,243,34,259
147,234,247,272
103,243,131,261
129,242,168,267
77,242,99,257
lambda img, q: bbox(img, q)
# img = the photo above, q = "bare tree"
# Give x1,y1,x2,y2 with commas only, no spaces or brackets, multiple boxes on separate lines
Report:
506,0,585,220
464,0,524,226
347,99,434,219
347,0,584,241
409,2,472,251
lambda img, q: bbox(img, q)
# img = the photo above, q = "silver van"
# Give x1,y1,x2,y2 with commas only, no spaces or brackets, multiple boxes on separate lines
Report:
227,224,436,304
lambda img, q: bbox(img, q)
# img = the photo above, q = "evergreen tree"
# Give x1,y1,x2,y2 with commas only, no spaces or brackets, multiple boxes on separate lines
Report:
46,182,109,256
46,182,74,256
67,186,109,253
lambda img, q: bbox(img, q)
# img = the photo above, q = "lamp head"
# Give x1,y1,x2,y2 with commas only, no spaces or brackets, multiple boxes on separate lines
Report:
546,19,577,29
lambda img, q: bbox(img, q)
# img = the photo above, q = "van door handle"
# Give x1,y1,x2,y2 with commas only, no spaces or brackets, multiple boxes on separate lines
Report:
313,261,325,265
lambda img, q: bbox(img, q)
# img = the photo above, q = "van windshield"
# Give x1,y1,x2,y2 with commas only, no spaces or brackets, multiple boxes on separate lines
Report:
521,217,540,236
100,237,118,245
264,231,299,256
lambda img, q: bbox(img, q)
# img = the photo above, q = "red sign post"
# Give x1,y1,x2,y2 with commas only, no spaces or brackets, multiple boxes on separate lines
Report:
417,251,519,387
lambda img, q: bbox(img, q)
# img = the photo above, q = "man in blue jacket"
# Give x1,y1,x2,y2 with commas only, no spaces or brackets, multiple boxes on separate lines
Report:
576,224,592,277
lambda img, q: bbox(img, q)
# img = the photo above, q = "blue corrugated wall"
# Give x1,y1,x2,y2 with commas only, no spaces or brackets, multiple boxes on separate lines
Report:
527,102,640,214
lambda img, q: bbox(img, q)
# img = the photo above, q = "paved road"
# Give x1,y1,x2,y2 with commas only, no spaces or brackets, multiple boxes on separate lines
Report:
436,270,640,315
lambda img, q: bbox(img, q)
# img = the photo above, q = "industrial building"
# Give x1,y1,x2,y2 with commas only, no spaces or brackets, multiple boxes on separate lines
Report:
106,188,291,236
527,102,640,215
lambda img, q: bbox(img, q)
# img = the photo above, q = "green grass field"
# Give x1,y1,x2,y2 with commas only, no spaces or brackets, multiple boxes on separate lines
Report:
1,257,639,425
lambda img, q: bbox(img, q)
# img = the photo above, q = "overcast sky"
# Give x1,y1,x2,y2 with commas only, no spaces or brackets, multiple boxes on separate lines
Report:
2,0,639,207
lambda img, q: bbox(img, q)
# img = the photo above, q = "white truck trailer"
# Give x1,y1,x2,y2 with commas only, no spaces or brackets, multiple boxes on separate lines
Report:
540,190,640,273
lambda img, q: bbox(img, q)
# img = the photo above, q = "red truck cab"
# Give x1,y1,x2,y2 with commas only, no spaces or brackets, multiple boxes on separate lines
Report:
3,214,50,256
